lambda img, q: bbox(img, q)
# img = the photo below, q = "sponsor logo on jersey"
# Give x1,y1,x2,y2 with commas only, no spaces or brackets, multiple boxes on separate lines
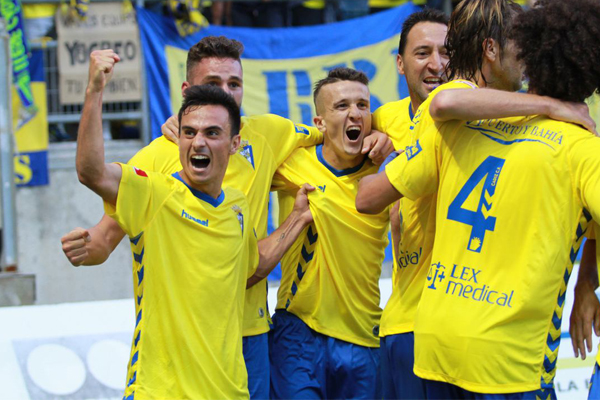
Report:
295,125,310,135
405,140,422,161
181,209,208,226
317,184,326,193
427,261,514,308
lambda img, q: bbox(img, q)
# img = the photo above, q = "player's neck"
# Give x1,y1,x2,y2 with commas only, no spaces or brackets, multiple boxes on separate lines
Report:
178,170,223,199
321,142,365,171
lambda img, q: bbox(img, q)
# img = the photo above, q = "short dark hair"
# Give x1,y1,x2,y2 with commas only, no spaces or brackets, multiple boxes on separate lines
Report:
186,36,244,81
510,0,600,102
398,8,449,56
446,0,522,82
313,68,369,111
178,85,241,138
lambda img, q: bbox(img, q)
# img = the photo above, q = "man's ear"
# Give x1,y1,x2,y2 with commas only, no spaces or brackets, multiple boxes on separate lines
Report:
482,38,499,63
181,81,190,96
313,115,326,133
397,54,405,76
230,134,241,155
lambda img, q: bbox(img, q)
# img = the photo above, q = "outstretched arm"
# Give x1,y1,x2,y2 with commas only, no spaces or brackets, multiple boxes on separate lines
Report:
430,89,597,135
60,214,126,266
356,151,403,214
76,49,123,205
570,239,600,359
247,184,315,288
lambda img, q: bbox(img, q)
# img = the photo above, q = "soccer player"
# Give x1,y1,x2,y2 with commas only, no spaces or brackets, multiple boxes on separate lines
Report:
61,36,390,399
358,0,600,397
268,67,390,399
77,49,313,398
372,9,449,399
373,5,596,399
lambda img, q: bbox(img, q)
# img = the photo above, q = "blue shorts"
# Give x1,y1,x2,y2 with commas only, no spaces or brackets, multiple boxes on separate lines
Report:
269,310,381,399
589,362,600,400
243,332,270,400
380,332,426,399
424,379,557,400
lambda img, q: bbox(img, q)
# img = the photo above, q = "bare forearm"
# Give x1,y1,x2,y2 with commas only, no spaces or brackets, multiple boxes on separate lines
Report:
76,89,106,187
247,211,310,288
356,172,401,214
82,215,126,265
430,89,554,122
577,240,598,289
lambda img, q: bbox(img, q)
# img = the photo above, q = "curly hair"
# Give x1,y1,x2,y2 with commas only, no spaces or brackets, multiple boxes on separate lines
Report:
510,0,600,102
445,0,522,82
313,68,369,112
186,36,244,81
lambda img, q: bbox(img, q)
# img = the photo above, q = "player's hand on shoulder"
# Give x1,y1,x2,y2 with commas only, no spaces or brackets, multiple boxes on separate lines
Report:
87,49,120,94
550,99,598,136
60,227,92,267
569,279,600,360
293,184,315,226
162,115,180,144
362,129,394,165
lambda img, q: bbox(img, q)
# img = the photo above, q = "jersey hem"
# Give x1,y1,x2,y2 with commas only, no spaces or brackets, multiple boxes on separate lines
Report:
413,367,541,394
379,323,415,337
242,324,270,337
295,313,380,348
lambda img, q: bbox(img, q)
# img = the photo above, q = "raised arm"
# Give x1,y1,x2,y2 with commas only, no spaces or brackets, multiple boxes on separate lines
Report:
60,214,127,266
76,49,123,205
247,184,315,288
430,89,597,135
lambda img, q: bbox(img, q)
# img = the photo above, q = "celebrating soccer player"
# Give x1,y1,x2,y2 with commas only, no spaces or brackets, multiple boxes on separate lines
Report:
358,0,600,397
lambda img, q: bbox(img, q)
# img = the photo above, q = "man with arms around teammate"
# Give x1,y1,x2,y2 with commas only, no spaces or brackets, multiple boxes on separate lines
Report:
359,0,600,397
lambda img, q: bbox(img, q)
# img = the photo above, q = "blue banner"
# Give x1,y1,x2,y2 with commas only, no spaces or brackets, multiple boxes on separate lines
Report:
136,3,420,138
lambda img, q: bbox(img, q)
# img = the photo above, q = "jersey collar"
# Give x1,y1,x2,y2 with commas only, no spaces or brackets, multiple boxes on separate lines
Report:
172,172,225,207
316,144,367,177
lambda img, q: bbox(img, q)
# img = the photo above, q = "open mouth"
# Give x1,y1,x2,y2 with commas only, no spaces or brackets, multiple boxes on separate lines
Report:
345,126,362,142
423,77,443,87
191,154,210,170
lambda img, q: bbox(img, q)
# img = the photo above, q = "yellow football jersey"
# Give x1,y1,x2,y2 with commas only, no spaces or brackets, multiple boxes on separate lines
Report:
381,80,477,336
128,114,322,336
106,165,258,399
372,97,414,150
273,145,389,347
386,116,600,393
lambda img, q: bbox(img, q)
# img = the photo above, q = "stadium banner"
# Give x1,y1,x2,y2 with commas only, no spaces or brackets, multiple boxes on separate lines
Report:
55,2,142,105
13,49,49,187
136,3,420,139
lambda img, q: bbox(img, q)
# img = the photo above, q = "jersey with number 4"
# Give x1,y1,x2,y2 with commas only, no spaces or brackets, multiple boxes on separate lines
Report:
386,116,600,393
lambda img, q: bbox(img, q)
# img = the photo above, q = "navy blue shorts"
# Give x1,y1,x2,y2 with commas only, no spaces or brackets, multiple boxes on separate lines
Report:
243,332,270,399
269,310,381,399
424,379,557,400
380,332,426,399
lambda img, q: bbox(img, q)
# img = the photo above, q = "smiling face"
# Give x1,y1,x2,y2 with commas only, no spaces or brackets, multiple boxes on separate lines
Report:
178,104,240,196
183,57,244,108
314,80,371,168
398,21,449,108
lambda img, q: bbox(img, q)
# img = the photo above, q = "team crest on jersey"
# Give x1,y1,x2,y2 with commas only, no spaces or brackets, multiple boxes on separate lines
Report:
238,140,255,169
232,205,244,234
